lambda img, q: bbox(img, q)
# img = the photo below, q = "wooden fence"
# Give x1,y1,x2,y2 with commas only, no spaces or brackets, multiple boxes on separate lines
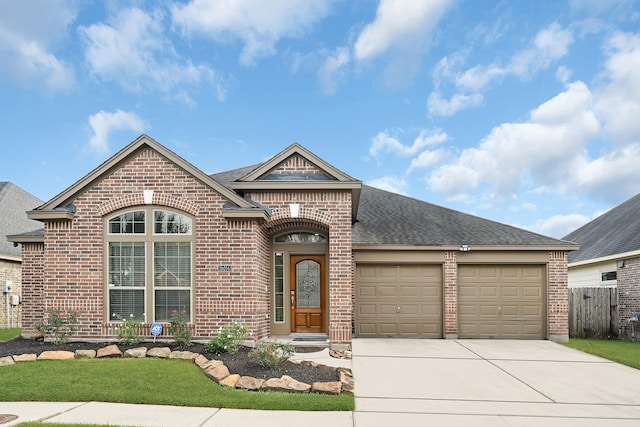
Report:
568,287,618,338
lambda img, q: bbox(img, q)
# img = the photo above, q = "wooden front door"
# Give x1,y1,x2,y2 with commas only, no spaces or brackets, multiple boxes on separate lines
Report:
290,255,326,333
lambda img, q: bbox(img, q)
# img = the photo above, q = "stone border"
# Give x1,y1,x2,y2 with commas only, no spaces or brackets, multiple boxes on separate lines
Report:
0,344,354,395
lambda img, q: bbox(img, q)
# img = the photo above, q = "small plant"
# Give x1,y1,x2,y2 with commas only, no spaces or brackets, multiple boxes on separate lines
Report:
113,313,144,345
206,321,249,354
249,338,295,368
36,309,80,345
170,308,192,348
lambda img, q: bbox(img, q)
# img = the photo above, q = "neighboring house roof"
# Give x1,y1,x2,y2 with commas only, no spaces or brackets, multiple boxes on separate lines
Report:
212,166,575,249
563,192,640,264
0,182,43,259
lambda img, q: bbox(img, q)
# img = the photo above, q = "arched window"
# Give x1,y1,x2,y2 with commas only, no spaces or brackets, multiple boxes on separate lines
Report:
106,208,193,323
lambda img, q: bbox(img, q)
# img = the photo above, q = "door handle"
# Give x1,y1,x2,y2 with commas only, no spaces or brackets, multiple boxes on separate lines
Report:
290,291,295,310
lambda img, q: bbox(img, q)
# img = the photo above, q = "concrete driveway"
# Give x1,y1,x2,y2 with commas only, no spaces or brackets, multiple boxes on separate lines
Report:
352,339,640,426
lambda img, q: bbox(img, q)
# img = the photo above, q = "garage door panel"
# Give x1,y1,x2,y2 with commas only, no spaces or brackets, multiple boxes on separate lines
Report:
459,264,545,339
355,264,442,338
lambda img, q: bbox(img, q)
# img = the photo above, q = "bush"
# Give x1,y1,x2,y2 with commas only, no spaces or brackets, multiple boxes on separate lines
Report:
206,321,249,354
170,309,192,349
35,309,80,345
249,339,295,368
113,313,144,345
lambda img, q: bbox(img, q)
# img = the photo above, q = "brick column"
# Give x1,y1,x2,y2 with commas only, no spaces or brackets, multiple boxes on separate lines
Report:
444,251,458,339
547,251,569,342
617,256,640,340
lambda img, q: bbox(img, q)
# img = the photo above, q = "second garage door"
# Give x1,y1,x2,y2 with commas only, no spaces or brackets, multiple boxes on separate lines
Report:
458,264,545,339
355,264,442,338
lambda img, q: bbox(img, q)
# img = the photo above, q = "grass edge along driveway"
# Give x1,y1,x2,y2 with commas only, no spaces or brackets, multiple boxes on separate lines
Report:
564,338,640,370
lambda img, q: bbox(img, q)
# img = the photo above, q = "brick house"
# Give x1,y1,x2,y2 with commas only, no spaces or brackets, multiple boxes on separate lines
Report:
0,182,43,329
8,135,577,345
563,193,640,339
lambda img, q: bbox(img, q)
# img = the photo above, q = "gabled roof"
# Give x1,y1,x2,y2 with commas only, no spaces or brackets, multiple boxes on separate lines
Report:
28,135,262,221
228,143,362,221
563,192,640,264
0,182,43,259
353,186,577,249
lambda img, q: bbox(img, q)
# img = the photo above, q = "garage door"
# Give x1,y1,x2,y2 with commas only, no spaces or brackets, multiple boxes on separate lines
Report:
458,265,545,339
355,264,442,338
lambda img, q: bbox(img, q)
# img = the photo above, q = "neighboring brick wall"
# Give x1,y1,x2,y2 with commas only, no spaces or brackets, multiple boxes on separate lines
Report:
250,190,353,345
0,259,22,328
618,257,640,340
547,251,569,342
443,251,458,338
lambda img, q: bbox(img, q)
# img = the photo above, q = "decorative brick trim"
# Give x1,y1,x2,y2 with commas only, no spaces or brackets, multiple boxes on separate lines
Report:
98,193,200,216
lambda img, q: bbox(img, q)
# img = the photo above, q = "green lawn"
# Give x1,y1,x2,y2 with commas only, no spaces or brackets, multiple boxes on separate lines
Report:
0,327,21,342
0,358,354,411
564,338,640,370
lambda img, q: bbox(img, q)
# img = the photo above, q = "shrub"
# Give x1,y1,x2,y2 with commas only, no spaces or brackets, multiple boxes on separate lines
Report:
206,321,249,354
249,339,295,368
113,313,144,345
170,309,192,349
35,309,80,345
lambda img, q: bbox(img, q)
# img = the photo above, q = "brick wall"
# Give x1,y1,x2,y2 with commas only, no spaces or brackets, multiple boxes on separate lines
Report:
250,190,353,345
31,148,271,340
617,257,640,340
17,243,44,336
547,251,569,342
443,251,458,338
0,259,22,328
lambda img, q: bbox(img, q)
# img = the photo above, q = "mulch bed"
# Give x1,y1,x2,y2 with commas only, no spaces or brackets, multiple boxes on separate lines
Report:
0,338,341,385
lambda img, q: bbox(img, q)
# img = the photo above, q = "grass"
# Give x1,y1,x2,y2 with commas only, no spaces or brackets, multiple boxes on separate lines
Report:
0,358,354,411
564,338,640,370
0,327,21,342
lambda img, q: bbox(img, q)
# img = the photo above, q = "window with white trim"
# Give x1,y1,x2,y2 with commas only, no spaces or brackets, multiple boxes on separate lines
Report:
107,208,193,323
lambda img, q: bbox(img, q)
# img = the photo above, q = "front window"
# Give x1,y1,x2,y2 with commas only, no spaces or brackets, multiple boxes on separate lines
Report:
106,208,193,323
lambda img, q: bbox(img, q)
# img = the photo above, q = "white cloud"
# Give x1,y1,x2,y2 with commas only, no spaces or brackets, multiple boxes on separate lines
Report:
171,0,332,66
80,7,218,102
366,176,408,195
427,81,600,200
0,0,76,92
429,23,574,117
408,149,449,172
531,213,591,239
88,110,146,154
317,47,350,95
353,0,453,61
369,129,449,157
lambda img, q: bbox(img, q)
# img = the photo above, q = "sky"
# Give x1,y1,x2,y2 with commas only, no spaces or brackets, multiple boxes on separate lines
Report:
1,0,639,239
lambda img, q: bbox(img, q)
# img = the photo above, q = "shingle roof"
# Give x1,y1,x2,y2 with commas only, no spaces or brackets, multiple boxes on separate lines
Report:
353,185,572,247
563,192,640,263
0,182,43,258
212,168,573,248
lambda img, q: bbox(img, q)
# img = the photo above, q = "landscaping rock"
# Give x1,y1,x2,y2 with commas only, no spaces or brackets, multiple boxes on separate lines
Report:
12,354,37,362
168,350,198,361
75,350,96,359
0,356,15,366
201,359,223,370
219,374,240,388
235,376,265,391
194,354,209,367
37,351,75,360
205,362,230,383
339,368,354,395
97,344,122,358
312,381,342,395
146,347,171,358
262,375,310,393
124,347,147,358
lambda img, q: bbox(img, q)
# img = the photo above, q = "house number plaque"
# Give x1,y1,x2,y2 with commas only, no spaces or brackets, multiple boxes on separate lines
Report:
217,265,232,272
